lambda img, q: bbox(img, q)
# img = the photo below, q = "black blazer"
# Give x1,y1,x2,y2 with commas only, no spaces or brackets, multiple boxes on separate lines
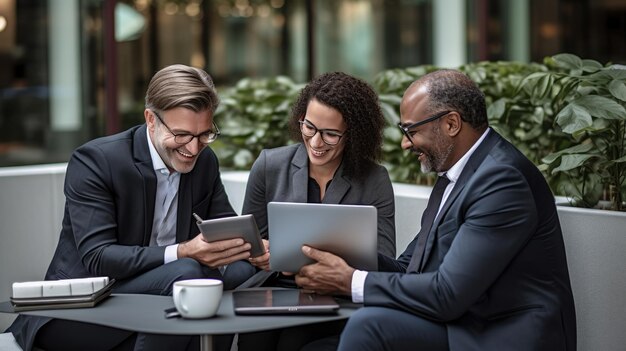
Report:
242,143,396,258
368,131,576,350
8,124,236,350
45,124,236,280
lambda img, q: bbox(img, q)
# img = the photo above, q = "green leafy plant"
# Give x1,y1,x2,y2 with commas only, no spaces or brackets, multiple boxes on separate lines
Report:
527,54,626,211
213,76,303,169
212,54,625,211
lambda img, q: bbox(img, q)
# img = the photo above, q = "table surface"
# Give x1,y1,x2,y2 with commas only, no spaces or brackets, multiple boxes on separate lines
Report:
0,291,360,336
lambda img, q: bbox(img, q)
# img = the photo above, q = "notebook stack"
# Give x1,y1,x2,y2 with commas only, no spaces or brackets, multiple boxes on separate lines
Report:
10,277,114,311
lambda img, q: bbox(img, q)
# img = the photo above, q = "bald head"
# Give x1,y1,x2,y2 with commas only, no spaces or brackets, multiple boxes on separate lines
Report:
405,70,488,131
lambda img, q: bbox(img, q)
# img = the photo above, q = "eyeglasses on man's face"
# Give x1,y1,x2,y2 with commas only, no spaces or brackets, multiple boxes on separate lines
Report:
397,110,452,144
152,110,220,145
299,119,345,146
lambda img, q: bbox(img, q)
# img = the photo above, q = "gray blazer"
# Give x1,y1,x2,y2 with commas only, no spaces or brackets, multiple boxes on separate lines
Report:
242,143,396,259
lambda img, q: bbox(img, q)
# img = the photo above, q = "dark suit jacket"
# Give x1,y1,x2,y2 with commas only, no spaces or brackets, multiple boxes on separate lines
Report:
243,143,396,259
369,130,576,350
9,124,236,350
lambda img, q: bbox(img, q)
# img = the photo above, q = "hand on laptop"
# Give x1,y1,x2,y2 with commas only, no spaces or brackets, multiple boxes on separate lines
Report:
248,239,271,271
295,245,355,295
177,233,251,268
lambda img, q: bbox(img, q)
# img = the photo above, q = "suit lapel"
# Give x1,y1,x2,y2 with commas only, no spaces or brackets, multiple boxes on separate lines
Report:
291,144,309,203
133,125,157,246
419,130,502,271
322,163,350,204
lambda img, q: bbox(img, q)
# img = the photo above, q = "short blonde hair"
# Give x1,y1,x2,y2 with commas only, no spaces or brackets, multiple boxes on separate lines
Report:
145,64,219,113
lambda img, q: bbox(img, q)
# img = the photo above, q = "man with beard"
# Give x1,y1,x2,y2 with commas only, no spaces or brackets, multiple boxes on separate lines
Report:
6,64,255,351
295,69,577,351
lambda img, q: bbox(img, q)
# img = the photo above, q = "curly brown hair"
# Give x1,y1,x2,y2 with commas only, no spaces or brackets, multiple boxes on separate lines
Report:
288,72,385,180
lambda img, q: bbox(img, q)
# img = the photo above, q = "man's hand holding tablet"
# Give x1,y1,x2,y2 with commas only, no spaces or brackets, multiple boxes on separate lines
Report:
193,213,266,258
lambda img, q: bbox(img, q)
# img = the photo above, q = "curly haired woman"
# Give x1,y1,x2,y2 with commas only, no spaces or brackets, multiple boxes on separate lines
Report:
237,72,397,351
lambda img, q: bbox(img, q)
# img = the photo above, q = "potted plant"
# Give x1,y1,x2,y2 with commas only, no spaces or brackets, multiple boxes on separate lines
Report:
518,54,626,211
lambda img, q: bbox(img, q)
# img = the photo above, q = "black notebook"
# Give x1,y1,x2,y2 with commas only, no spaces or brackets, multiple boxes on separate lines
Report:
233,288,340,315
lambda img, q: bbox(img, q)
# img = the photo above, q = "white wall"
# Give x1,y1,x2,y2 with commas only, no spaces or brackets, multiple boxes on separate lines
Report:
0,164,67,330
1,166,626,351
557,206,626,351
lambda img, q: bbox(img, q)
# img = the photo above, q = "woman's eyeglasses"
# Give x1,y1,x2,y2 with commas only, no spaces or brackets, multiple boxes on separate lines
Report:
299,119,345,146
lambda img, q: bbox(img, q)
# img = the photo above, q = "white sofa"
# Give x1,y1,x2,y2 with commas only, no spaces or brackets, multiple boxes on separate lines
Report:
1,165,625,350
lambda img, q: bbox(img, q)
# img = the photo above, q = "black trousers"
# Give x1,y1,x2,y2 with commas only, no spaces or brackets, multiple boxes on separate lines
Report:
334,306,448,351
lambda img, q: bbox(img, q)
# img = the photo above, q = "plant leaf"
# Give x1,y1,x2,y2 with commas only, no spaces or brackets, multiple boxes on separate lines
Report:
516,72,550,94
380,102,400,124
555,103,592,133
575,95,626,120
534,73,553,99
541,152,561,165
541,143,594,164
581,59,603,73
553,53,583,70
487,98,506,120
378,94,402,105
605,66,626,80
608,80,626,102
552,154,595,173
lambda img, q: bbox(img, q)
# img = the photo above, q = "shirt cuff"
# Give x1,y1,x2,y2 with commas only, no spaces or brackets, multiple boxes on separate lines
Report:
351,269,368,303
164,244,179,264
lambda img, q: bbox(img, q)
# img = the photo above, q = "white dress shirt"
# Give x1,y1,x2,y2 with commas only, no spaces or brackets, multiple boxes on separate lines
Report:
351,128,491,302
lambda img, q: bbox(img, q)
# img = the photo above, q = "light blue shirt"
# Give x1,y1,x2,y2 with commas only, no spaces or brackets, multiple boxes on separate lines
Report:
147,128,180,263
351,128,491,303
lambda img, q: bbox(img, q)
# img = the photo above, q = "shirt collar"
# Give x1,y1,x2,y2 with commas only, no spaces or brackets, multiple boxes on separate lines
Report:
441,127,490,183
146,127,171,175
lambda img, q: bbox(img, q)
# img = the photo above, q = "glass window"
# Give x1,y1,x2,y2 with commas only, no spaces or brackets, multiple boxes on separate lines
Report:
0,1,105,166
530,0,626,62
314,0,432,80
1,0,625,167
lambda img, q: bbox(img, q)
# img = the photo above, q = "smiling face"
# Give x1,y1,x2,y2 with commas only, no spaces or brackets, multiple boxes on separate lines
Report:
301,99,347,175
399,85,454,173
145,106,214,173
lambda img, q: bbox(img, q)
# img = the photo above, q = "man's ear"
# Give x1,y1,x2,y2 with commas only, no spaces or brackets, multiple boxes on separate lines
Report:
145,109,155,130
444,111,462,137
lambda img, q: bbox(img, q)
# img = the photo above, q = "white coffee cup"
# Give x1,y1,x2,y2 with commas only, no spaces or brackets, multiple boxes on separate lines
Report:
172,279,223,319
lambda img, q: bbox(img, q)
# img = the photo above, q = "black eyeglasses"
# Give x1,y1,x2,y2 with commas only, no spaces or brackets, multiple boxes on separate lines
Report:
152,110,220,145
299,119,345,146
397,110,451,143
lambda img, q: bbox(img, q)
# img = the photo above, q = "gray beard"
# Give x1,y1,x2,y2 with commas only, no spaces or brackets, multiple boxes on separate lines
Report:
420,125,454,173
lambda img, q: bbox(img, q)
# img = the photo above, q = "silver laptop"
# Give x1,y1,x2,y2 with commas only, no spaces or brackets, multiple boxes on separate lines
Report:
267,202,378,273
233,288,340,315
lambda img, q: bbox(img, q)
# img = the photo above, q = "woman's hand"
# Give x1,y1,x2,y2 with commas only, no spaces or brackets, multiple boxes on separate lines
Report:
248,239,271,271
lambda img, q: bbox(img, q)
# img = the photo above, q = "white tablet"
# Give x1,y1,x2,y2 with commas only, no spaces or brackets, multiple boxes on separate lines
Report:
195,214,266,257
267,202,378,272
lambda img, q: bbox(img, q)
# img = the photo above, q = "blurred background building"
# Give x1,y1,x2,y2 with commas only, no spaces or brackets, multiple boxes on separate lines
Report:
0,0,624,166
